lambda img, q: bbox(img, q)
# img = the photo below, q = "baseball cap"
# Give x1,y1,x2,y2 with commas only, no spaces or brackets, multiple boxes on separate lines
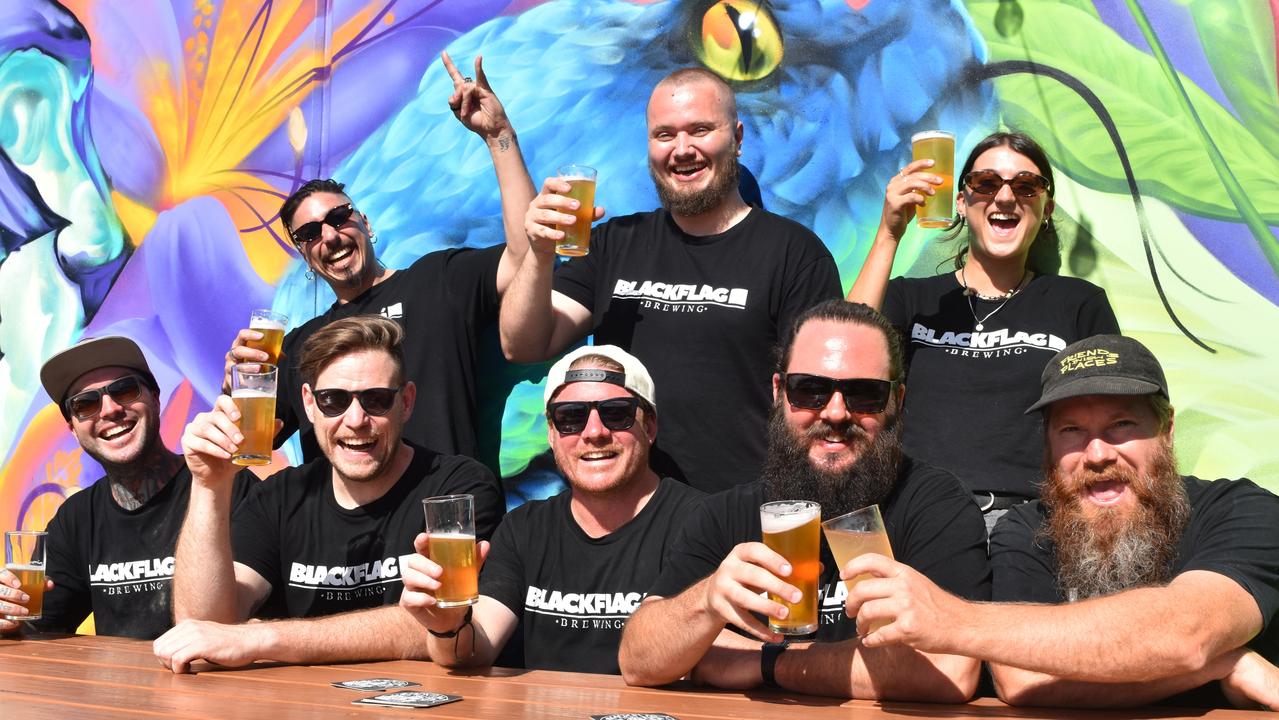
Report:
544,345,656,409
1026,334,1168,413
40,336,156,409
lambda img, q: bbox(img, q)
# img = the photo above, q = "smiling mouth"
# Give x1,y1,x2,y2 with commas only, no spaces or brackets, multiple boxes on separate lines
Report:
579,450,619,462
988,212,1020,230
337,437,377,452
327,246,354,264
670,162,706,178
100,422,135,441
1085,479,1128,505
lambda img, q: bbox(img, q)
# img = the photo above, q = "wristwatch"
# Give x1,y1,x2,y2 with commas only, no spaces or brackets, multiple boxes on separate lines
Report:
760,640,790,686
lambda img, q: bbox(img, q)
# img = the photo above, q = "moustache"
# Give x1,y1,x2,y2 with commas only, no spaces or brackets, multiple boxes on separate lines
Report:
802,420,870,444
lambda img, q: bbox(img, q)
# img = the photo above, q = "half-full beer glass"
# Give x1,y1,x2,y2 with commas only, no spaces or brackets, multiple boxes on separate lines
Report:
423,494,478,608
231,363,277,466
555,164,597,257
246,309,287,365
760,500,820,635
5,530,46,621
911,130,955,228
822,504,894,632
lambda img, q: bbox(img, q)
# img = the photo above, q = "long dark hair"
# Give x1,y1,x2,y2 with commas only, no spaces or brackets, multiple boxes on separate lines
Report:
938,131,1061,275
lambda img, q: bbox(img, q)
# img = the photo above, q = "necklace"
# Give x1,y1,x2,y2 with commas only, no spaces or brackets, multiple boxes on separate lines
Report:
960,266,1029,331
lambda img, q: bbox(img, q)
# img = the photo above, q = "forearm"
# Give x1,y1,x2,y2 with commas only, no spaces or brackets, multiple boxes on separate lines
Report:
498,249,560,362
991,651,1237,708
777,640,975,702
258,605,431,664
173,482,240,623
488,129,535,262
845,229,900,310
619,586,725,687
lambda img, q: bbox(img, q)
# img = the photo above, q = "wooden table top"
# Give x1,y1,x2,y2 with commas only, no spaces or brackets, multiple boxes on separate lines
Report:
0,633,1260,719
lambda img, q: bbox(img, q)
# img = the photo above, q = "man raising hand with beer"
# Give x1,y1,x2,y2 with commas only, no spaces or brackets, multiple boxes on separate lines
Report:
154,316,503,672
619,300,988,701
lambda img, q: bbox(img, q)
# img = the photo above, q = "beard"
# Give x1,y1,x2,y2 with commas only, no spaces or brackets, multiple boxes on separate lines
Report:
760,398,902,520
649,152,740,217
1042,436,1188,601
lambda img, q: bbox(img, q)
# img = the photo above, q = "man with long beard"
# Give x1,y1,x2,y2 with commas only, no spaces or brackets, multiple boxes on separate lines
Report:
499,67,842,495
618,300,989,701
839,334,1279,709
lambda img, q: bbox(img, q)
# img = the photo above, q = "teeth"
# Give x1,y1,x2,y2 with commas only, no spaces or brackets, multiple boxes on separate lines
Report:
329,248,352,262
581,451,616,460
101,424,133,440
990,213,1018,221
340,438,375,449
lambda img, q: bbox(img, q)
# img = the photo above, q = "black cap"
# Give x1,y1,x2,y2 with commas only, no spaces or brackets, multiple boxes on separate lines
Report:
1026,334,1168,413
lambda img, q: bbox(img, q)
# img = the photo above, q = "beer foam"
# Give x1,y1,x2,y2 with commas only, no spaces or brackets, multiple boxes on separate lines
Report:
231,388,275,399
427,532,475,540
910,130,954,143
760,502,820,533
5,563,43,572
250,317,286,331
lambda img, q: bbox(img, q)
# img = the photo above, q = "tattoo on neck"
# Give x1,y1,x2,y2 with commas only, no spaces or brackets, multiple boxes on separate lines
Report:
109,453,180,510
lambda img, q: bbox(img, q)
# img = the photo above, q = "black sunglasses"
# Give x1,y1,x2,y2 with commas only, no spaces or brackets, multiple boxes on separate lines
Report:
66,375,149,421
546,397,640,435
962,170,1052,199
783,374,896,413
290,203,355,245
312,386,402,417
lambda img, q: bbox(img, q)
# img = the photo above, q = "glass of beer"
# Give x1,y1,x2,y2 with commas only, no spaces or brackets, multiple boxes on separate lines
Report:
4,530,47,621
822,504,894,632
911,130,955,228
246,309,287,365
554,164,597,257
422,494,478,608
760,500,821,635
231,363,277,466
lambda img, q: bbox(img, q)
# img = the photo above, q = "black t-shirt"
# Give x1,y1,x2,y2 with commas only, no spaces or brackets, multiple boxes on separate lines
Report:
479,477,704,673
35,466,256,639
276,246,501,462
553,208,842,494
649,457,990,641
231,441,504,618
883,273,1118,497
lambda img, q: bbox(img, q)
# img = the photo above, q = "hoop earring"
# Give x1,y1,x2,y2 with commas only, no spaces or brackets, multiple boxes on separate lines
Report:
370,231,377,245
305,268,315,281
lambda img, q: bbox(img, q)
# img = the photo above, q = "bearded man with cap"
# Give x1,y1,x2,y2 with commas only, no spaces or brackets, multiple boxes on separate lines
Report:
836,333,1279,710
400,345,704,673
0,337,254,638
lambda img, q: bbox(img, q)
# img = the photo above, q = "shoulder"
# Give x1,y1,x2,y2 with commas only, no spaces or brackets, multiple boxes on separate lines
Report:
1029,274,1107,299
1185,475,1279,513
747,210,828,250
893,456,970,504
256,459,326,499
50,478,107,525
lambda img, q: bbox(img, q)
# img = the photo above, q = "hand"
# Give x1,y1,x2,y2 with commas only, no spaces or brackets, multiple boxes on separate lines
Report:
0,568,52,635
222,329,275,394
1221,649,1279,711
702,542,798,644
441,51,511,141
181,395,249,483
523,177,606,256
690,637,763,691
153,619,267,673
399,533,489,634
880,159,943,241
841,553,962,654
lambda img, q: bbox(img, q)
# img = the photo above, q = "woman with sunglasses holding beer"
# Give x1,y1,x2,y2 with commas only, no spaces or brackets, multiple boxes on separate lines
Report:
847,131,1118,530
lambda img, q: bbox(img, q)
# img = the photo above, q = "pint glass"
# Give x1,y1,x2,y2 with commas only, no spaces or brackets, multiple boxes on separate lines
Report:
246,309,287,365
554,164,597,257
822,504,894,632
760,500,821,635
231,363,277,466
422,495,479,608
911,131,955,228
4,531,46,621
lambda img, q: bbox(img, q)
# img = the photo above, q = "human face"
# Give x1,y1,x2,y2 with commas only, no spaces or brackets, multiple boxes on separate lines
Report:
955,144,1055,267
547,379,655,497
303,350,415,485
1045,394,1171,519
289,191,375,291
773,320,899,474
66,366,161,469
646,80,743,216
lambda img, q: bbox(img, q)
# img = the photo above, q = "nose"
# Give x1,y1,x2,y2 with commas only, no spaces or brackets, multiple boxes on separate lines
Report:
578,408,611,441
993,179,1018,204
820,390,852,425
98,393,127,419
1082,435,1118,470
341,399,371,429
673,132,695,157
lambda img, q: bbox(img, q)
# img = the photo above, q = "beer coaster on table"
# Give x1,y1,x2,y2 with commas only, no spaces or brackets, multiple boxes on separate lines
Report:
353,691,462,708
590,715,679,720
331,678,421,691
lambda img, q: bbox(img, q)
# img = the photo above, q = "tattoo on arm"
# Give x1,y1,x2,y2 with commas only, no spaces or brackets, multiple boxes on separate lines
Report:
497,133,512,152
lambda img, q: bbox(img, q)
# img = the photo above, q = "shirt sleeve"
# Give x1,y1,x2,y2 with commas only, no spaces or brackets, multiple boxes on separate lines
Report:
897,467,992,601
436,458,506,542
550,225,604,312
881,277,909,329
31,497,91,633
478,513,525,616
272,331,302,449
1075,286,1120,336
647,495,732,598
989,504,1061,604
776,238,843,334
230,481,284,591
442,245,502,324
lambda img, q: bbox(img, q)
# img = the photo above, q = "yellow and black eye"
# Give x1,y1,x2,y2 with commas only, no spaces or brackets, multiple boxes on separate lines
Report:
694,1,783,83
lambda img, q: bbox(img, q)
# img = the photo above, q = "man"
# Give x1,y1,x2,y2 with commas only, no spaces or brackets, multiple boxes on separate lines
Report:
0,337,253,639
500,67,842,494
399,345,703,673
839,334,1279,709
153,316,504,672
224,52,535,464
618,300,988,701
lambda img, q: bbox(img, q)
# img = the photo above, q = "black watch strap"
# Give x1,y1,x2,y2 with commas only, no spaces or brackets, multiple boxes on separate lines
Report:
427,605,474,639
761,640,789,686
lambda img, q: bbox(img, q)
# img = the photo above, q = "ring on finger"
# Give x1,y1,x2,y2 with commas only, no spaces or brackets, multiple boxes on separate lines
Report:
463,76,473,83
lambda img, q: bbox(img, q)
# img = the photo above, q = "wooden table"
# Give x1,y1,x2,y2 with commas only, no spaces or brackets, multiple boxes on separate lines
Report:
0,634,1259,719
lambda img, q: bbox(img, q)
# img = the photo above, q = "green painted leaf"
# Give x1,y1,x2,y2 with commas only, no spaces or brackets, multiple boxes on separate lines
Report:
1180,0,1279,152
966,0,1279,224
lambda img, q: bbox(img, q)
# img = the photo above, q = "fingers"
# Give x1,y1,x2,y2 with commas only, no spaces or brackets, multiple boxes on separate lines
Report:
440,50,463,84
839,552,896,581
0,618,20,635
474,54,490,89
412,531,430,555
182,405,241,461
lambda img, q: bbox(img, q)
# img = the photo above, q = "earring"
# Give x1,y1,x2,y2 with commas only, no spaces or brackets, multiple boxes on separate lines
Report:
370,231,377,245
305,268,315,281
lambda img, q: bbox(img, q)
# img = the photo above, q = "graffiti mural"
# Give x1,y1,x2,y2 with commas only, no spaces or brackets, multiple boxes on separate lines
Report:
2,0,1277,541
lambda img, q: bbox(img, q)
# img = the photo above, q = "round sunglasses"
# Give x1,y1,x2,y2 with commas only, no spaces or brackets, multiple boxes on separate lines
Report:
961,169,1052,199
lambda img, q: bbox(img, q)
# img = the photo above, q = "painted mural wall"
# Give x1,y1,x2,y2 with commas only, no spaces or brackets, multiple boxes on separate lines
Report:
2,0,1277,537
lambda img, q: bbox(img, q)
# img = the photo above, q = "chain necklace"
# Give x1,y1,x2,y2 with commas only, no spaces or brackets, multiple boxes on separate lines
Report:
960,266,1029,332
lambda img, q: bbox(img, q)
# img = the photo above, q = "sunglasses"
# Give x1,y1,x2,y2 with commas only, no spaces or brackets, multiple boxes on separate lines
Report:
290,203,355,245
962,170,1052,199
783,374,897,413
66,375,149,421
546,397,640,435
312,386,402,417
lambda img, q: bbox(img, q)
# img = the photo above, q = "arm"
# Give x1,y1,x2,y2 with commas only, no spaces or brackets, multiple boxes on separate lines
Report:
846,159,940,310
497,177,596,362
440,51,535,297
775,638,977,702
173,395,272,623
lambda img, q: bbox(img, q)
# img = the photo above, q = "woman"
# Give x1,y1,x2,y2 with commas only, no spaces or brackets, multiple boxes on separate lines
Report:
847,131,1119,529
